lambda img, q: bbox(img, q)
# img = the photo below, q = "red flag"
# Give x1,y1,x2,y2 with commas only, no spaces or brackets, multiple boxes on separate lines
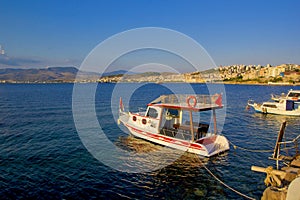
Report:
215,94,222,107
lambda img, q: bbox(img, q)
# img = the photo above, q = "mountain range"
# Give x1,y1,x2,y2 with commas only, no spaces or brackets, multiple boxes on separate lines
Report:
0,67,101,83
0,67,178,83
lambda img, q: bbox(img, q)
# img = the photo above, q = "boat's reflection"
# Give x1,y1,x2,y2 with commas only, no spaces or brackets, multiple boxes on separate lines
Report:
115,135,229,170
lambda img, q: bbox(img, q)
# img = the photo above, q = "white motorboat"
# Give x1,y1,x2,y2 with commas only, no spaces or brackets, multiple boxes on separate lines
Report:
247,98,300,116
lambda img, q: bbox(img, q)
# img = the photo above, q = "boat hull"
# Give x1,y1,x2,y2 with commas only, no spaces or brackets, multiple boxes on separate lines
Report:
248,103,300,116
120,119,229,157
255,108,300,116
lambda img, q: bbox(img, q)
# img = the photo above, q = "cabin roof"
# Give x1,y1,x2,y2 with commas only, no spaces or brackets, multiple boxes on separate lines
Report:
289,89,300,91
148,94,223,112
288,90,300,93
148,103,223,111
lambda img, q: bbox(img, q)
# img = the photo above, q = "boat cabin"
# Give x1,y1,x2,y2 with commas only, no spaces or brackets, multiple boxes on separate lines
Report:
287,90,300,101
262,99,299,111
144,105,210,141
143,94,222,142
272,90,300,102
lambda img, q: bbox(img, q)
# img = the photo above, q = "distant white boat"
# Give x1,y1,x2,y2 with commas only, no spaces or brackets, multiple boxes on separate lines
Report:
118,94,229,157
247,98,300,116
268,82,291,85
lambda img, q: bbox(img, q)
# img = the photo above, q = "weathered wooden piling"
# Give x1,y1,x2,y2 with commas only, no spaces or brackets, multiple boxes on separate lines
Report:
251,121,300,200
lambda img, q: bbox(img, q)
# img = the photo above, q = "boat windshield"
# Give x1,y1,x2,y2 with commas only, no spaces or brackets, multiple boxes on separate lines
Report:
146,107,159,118
288,92,300,98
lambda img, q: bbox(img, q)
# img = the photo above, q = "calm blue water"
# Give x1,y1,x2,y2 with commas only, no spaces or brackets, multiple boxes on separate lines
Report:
0,83,300,199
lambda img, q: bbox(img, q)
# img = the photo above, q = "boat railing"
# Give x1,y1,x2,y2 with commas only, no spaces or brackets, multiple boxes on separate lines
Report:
160,121,209,141
271,93,285,100
157,94,221,106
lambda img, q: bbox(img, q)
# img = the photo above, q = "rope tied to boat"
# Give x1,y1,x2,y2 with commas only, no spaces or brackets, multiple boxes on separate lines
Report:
198,158,255,200
229,141,274,153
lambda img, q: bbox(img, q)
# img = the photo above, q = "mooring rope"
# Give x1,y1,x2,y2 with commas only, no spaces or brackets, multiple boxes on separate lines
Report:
229,141,274,153
199,159,256,200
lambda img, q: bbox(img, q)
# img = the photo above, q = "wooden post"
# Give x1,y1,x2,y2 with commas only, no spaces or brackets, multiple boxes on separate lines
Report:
273,121,287,159
213,108,217,134
189,110,194,141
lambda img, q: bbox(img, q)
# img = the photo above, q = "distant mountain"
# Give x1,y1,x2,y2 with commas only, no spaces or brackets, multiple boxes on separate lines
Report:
0,66,180,83
0,66,100,83
102,70,137,76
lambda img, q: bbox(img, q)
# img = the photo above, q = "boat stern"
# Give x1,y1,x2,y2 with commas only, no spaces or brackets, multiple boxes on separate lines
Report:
195,135,230,157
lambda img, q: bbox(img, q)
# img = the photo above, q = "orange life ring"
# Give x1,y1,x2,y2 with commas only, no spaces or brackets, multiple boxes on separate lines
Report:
187,96,197,107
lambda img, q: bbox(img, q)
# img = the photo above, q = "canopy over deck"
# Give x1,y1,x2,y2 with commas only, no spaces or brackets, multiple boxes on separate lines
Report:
148,94,223,111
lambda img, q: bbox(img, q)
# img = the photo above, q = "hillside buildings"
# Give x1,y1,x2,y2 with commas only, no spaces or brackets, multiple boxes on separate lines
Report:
218,63,300,83
99,63,300,84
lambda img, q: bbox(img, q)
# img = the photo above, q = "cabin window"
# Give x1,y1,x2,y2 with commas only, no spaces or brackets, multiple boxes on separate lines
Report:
264,104,277,108
167,109,179,116
146,108,158,118
288,92,299,98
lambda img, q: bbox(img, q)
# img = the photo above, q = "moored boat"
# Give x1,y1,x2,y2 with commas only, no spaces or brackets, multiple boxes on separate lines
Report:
118,94,229,157
247,98,300,116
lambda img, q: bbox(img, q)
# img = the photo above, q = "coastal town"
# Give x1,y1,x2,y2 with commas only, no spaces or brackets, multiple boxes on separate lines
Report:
0,63,299,84
99,63,300,84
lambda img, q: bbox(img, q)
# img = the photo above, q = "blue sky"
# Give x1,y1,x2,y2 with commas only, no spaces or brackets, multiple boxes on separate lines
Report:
0,0,299,71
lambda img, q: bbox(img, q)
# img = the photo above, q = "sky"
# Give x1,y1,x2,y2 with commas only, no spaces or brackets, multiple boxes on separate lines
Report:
0,0,299,72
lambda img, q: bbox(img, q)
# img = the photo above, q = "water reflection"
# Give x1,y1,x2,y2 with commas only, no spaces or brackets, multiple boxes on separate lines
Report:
252,112,299,125
114,135,231,198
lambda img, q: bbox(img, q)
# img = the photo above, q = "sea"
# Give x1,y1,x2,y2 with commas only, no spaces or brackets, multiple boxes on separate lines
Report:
0,83,300,199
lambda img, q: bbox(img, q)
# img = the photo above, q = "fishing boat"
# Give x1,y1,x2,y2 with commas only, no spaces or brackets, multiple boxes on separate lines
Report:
118,94,230,157
247,98,300,116
271,89,300,102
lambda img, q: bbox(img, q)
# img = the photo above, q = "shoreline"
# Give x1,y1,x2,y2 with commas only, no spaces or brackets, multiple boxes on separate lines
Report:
1,81,300,86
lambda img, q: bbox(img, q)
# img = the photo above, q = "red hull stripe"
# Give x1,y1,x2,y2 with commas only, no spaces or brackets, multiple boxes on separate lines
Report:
197,136,217,145
125,124,203,151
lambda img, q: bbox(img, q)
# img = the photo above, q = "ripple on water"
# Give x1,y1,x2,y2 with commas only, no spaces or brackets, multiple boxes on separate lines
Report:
0,83,299,199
